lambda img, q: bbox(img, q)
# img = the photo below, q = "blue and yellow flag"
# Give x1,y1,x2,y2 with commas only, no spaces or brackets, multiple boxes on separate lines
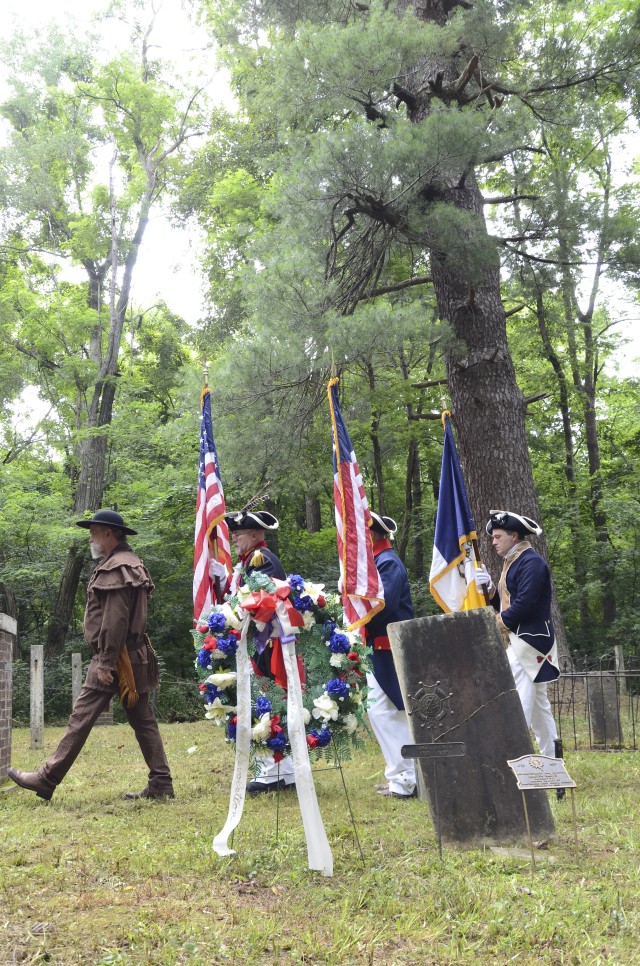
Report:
429,413,486,613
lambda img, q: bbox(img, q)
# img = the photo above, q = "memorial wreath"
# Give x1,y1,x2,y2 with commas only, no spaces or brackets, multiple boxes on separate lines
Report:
191,570,371,772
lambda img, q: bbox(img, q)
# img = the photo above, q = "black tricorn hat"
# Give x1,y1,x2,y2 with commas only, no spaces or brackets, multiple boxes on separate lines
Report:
76,509,137,535
486,509,542,537
225,509,279,532
370,512,398,538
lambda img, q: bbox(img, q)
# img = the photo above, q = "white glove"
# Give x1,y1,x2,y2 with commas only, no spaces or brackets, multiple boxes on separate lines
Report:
208,558,228,580
475,564,494,595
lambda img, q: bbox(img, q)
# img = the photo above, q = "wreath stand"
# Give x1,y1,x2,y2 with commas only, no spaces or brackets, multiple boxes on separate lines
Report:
230,742,366,869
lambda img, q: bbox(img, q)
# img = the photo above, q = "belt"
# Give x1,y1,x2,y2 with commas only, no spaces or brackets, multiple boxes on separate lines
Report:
371,635,391,651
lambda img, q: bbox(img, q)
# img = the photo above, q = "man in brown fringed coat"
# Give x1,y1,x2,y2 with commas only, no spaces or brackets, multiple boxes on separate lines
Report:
8,510,174,802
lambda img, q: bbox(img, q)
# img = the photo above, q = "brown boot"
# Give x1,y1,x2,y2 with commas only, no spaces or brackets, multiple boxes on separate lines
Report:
8,768,55,801
124,785,175,800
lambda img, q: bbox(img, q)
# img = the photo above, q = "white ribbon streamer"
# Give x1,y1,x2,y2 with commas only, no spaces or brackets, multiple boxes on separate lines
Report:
213,613,252,856
276,601,334,877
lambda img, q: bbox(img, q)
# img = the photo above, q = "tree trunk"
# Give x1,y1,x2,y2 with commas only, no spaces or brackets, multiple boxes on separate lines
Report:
401,0,569,658
305,494,322,533
410,440,424,579
397,437,417,563
46,190,153,655
46,543,87,656
534,289,590,647
365,361,385,513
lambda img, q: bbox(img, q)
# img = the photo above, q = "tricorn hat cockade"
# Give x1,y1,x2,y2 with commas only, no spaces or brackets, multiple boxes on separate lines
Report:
225,509,279,532
75,509,137,535
486,509,542,537
370,512,398,539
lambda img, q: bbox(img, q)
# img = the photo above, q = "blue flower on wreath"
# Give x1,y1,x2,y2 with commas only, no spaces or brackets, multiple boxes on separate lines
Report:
328,631,350,654
255,696,272,716
309,728,332,747
326,678,350,700
227,721,237,740
208,612,228,633
196,648,212,669
216,635,238,657
293,594,314,612
322,620,336,639
201,683,221,703
266,734,287,755
288,574,305,593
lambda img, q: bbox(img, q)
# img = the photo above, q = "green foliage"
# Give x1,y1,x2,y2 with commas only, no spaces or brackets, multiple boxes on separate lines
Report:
11,654,88,725
1,0,640,684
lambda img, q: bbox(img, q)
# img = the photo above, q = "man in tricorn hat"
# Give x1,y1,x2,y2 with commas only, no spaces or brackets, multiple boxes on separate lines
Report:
8,510,174,801
476,510,559,758
363,512,417,799
220,507,296,794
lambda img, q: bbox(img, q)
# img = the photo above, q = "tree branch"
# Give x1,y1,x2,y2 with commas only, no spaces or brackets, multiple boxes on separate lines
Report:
483,194,540,205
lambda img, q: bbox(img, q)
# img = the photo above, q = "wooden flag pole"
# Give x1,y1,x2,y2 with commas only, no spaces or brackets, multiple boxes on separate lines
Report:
210,528,223,605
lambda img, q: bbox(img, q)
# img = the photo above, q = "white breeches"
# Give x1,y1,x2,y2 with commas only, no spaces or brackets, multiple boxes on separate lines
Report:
254,754,296,785
507,645,558,758
366,673,416,795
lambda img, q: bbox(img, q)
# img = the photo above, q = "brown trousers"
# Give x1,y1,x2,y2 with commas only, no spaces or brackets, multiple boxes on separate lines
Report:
41,686,173,793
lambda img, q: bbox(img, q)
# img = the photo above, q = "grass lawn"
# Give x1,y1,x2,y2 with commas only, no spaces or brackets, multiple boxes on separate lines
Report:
1,721,639,965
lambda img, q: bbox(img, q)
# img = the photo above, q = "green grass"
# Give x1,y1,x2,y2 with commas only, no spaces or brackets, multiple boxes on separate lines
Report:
1,722,639,965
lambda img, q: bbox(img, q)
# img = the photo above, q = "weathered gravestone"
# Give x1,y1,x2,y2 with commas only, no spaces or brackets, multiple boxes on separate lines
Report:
388,608,555,846
587,672,622,747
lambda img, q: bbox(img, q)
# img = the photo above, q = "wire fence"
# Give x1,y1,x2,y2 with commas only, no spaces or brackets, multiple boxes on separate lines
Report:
550,654,640,752
10,651,640,752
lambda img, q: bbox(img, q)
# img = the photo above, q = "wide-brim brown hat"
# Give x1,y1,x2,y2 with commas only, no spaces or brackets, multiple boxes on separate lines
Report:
76,509,137,535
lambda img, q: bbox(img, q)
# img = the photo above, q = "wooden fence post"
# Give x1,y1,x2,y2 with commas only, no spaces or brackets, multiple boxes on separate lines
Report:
0,613,17,781
614,645,627,698
30,645,44,750
71,653,83,707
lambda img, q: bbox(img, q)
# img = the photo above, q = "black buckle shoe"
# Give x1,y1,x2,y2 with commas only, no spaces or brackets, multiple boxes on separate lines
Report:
246,779,295,795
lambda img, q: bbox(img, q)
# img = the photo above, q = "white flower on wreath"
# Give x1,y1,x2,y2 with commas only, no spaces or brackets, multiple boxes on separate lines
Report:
312,693,340,722
301,610,316,631
207,670,238,689
302,581,325,604
330,653,345,669
252,712,272,741
303,707,311,725
343,713,358,735
205,697,237,724
220,602,244,630
351,689,363,705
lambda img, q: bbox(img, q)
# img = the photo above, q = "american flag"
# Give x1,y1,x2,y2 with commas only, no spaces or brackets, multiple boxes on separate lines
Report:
328,377,384,630
193,387,232,621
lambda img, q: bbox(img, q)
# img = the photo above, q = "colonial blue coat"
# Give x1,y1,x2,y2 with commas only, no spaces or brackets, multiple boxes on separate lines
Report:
244,546,285,680
490,546,559,683
364,541,414,709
